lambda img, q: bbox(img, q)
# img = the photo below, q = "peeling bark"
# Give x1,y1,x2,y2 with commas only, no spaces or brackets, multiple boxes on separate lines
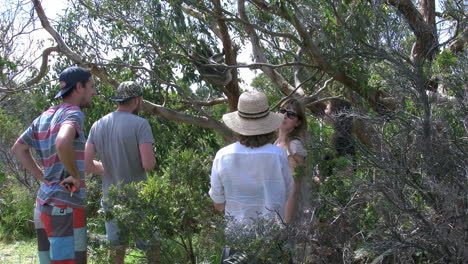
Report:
388,0,438,62
212,0,240,111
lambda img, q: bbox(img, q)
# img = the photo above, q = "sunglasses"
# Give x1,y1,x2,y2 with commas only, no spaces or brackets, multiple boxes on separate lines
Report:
278,107,298,119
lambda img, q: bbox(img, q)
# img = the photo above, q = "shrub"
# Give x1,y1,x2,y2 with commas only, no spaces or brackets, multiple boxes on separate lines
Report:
106,148,223,263
0,184,36,241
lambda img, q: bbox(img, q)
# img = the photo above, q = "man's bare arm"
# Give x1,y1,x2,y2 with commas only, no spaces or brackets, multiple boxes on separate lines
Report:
11,141,44,182
56,124,81,189
139,142,155,171
84,143,104,174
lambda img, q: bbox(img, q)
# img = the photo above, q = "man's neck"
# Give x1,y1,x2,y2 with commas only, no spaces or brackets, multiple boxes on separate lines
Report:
116,106,134,113
62,97,80,107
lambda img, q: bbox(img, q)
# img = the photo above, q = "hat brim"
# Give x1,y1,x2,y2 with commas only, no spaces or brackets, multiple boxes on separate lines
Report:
222,111,283,136
53,85,74,99
109,96,133,102
109,94,142,102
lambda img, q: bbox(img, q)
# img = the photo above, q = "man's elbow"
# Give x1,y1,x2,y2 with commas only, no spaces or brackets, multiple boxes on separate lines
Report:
11,142,19,155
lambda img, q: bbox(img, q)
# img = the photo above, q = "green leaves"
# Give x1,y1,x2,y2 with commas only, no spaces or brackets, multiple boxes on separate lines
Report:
105,147,220,261
0,57,17,72
0,109,23,144
324,8,337,25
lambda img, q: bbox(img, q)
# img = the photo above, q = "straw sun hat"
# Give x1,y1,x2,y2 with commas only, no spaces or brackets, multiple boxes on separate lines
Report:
223,91,283,136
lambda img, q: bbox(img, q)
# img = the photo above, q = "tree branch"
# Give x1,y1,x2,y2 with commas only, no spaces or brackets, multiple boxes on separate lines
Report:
237,0,304,97
202,61,317,70
1,44,58,93
142,100,234,141
33,0,120,88
180,4,222,39
178,97,228,106
251,0,396,115
24,46,60,87
32,0,82,63
387,0,437,62
304,77,333,105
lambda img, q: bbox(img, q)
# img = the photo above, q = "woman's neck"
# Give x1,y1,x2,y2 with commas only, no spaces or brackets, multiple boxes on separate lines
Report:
277,130,288,144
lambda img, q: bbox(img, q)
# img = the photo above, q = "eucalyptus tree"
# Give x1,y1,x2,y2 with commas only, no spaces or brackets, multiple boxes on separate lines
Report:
0,0,461,140
5,0,456,142
1,0,466,261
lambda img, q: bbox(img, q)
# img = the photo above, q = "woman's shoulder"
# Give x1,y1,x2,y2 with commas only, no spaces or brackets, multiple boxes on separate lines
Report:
288,138,307,157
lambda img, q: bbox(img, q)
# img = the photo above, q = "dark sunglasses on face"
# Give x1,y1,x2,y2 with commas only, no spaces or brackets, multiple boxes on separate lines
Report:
278,107,298,119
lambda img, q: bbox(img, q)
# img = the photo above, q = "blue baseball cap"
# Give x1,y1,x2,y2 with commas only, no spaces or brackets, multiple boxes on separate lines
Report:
54,66,92,99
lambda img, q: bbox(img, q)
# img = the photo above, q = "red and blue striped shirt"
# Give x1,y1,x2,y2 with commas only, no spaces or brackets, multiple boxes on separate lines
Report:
17,103,86,208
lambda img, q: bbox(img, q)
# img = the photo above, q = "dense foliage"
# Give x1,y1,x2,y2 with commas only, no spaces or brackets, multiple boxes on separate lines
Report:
0,0,467,263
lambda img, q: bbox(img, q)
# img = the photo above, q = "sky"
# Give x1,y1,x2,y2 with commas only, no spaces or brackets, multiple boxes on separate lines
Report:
18,0,455,89
36,0,257,88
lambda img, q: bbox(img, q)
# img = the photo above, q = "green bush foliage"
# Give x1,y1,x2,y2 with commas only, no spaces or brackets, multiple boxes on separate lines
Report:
105,148,223,263
0,184,35,241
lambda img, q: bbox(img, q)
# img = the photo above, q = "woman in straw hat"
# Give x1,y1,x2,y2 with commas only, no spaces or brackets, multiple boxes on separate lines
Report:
275,98,308,223
209,91,294,223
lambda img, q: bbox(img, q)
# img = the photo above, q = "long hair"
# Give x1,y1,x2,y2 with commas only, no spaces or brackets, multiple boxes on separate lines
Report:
281,98,307,146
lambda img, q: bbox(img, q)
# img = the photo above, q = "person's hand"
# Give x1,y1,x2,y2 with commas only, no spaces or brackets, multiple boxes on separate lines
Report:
60,175,80,192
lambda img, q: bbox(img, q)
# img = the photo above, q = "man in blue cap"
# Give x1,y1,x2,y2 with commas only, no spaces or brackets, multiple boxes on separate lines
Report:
12,66,97,264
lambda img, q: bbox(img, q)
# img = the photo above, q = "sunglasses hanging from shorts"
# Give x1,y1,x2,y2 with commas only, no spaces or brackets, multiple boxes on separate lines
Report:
278,107,298,119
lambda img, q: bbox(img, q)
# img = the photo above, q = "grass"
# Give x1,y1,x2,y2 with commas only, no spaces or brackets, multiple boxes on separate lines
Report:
0,238,146,264
0,238,38,264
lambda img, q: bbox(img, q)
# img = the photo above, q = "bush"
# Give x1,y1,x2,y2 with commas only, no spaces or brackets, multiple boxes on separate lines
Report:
0,184,36,241
106,148,223,263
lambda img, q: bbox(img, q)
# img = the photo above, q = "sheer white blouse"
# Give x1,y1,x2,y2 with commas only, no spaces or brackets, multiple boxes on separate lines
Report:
209,142,293,222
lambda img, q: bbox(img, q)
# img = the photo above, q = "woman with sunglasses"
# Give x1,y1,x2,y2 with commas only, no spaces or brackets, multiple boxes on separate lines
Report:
275,98,308,223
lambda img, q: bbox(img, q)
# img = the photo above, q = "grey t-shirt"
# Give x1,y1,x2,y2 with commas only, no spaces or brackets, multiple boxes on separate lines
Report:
87,111,155,199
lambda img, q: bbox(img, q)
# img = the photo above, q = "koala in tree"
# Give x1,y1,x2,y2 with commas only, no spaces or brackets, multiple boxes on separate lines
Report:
193,50,233,89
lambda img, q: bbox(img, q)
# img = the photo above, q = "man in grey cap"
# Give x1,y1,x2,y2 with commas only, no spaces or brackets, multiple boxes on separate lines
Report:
12,66,97,264
84,81,159,263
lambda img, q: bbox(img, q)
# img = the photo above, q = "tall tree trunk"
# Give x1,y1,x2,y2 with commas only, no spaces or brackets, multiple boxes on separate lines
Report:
213,0,240,111
388,0,438,63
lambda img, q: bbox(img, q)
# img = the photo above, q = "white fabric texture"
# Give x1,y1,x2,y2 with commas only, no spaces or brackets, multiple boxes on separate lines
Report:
286,139,307,157
209,142,293,222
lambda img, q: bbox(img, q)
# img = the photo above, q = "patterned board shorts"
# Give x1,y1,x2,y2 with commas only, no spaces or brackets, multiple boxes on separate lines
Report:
34,202,87,264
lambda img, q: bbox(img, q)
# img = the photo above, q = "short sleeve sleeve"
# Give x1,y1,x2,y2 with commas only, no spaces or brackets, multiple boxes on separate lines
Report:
87,122,97,144
138,120,155,145
17,126,34,147
289,139,307,157
209,154,225,204
62,110,84,136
